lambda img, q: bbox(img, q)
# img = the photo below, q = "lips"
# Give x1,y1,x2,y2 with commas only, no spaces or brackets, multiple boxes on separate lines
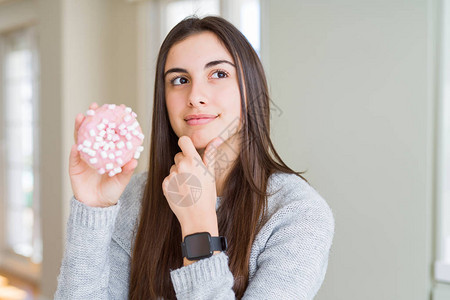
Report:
184,114,218,121
184,114,218,126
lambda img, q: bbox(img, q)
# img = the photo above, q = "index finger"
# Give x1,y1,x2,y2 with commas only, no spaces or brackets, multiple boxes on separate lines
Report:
178,136,199,158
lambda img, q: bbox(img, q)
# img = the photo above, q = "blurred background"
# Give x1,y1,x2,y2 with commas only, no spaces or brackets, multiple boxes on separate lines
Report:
0,0,448,299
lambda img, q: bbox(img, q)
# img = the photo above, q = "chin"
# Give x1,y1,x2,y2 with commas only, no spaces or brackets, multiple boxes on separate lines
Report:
187,132,216,150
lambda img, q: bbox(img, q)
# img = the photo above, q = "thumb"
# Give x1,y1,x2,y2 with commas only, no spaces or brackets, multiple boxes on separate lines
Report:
116,158,138,186
202,136,225,175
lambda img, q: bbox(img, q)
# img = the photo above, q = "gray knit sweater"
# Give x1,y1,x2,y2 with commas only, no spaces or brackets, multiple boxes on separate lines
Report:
54,171,335,299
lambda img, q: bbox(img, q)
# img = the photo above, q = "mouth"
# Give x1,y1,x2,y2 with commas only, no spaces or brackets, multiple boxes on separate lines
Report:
184,114,218,126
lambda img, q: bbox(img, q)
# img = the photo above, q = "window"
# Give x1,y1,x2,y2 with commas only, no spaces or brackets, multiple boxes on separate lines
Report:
239,0,260,55
0,26,41,269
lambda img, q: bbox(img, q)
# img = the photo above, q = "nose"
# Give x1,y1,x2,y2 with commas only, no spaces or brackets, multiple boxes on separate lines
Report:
187,79,208,107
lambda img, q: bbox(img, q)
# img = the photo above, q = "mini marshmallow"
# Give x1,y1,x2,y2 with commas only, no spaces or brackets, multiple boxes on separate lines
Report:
93,142,100,150
108,153,115,160
100,151,108,159
102,118,109,124
86,109,95,116
137,146,144,152
98,168,106,175
88,150,96,157
118,123,126,130
106,163,114,170
125,107,132,113
95,136,103,142
97,123,106,131
89,129,96,137
115,150,123,156
116,157,124,165
108,122,116,129
89,158,98,164
108,104,116,110
127,121,139,131
126,141,132,150
108,170,116,177
83,140,92,148
126,133,132,141
117,141,125,149
134,151,141,159
138,133,144,140
99,130,106,137
113,167,122,174
77,144,84,151
124,115,131,122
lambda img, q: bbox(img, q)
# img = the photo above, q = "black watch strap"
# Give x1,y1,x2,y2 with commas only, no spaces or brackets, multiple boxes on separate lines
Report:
211,236,227,252
181,232,228,260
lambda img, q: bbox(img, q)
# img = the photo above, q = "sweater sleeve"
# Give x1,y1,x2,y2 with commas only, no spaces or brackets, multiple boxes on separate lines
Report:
170,252,235,299
170,195,335,300
54,196,121,300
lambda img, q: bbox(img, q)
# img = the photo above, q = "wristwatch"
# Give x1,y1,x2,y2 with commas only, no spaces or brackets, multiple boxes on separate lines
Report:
181,232,228,261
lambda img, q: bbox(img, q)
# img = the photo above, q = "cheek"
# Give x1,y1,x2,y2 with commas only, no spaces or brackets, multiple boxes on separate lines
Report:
227,89,242,117
165,94,182,117
219,84,241,110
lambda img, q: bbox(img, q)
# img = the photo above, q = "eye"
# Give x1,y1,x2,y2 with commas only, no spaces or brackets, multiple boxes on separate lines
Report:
171,76,189,85
211,70,229,79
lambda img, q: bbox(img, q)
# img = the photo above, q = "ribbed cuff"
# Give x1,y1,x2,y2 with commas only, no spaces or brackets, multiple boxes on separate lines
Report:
170,252,230,292
69,196,121,230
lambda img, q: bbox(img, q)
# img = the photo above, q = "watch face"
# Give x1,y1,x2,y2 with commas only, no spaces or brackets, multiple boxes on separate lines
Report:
186,233,213,260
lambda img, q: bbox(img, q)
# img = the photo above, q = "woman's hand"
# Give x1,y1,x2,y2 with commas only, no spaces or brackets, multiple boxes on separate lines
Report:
162,136,224,236
69,102,138,207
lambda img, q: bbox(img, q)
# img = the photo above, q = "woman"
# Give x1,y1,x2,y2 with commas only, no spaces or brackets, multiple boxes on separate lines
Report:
55,16,335,299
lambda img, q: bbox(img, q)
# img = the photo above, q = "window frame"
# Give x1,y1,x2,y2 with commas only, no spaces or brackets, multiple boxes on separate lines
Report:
435,0,450,285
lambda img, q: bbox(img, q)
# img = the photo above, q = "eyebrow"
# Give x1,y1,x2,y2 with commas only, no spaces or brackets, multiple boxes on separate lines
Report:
164,60,236,78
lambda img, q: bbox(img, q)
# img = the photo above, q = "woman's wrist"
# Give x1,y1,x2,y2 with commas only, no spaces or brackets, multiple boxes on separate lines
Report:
181,223,220,266
74,194,118,208
181,222,219,240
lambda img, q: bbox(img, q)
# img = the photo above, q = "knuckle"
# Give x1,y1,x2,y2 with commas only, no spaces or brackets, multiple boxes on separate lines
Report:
177,161,186,170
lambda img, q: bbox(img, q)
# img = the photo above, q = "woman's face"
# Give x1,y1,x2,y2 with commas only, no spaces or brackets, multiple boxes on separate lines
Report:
164,31,242,151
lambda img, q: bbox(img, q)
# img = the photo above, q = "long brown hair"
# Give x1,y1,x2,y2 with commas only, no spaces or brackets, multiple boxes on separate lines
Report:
129,16,307,299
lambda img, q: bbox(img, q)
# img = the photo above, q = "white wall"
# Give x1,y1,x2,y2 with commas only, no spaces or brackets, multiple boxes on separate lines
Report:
264,0,435,299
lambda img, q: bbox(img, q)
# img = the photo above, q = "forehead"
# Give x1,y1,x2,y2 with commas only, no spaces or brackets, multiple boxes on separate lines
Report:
165,31,234,69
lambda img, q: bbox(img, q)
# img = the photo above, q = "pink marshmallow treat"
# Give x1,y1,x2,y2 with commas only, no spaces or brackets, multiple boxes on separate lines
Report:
77,104,145,177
